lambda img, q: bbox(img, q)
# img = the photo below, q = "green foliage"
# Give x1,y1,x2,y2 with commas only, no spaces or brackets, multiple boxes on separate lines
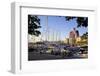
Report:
81,32,88,40
65,17,88,27
28,15,41,36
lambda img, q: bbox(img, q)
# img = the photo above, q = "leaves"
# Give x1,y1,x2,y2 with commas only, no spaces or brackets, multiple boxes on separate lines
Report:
65,16,88,28
65,17,75,21
81,32,88,40
28,15,41,36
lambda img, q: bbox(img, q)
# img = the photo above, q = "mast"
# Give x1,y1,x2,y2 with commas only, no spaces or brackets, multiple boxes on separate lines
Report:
45,16,48,41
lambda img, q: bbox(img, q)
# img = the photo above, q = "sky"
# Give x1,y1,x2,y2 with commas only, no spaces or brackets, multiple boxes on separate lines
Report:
37,15,88,41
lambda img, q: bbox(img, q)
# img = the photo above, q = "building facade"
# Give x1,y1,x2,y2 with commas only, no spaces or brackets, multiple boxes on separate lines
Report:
69,28,79,46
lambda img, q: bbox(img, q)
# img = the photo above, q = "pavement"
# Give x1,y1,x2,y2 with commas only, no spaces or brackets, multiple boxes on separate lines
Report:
28,52,87,61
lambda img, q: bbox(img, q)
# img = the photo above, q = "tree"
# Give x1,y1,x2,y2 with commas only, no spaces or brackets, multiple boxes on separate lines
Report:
65,17,88,27
28,15,41,36
81,32,88,40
